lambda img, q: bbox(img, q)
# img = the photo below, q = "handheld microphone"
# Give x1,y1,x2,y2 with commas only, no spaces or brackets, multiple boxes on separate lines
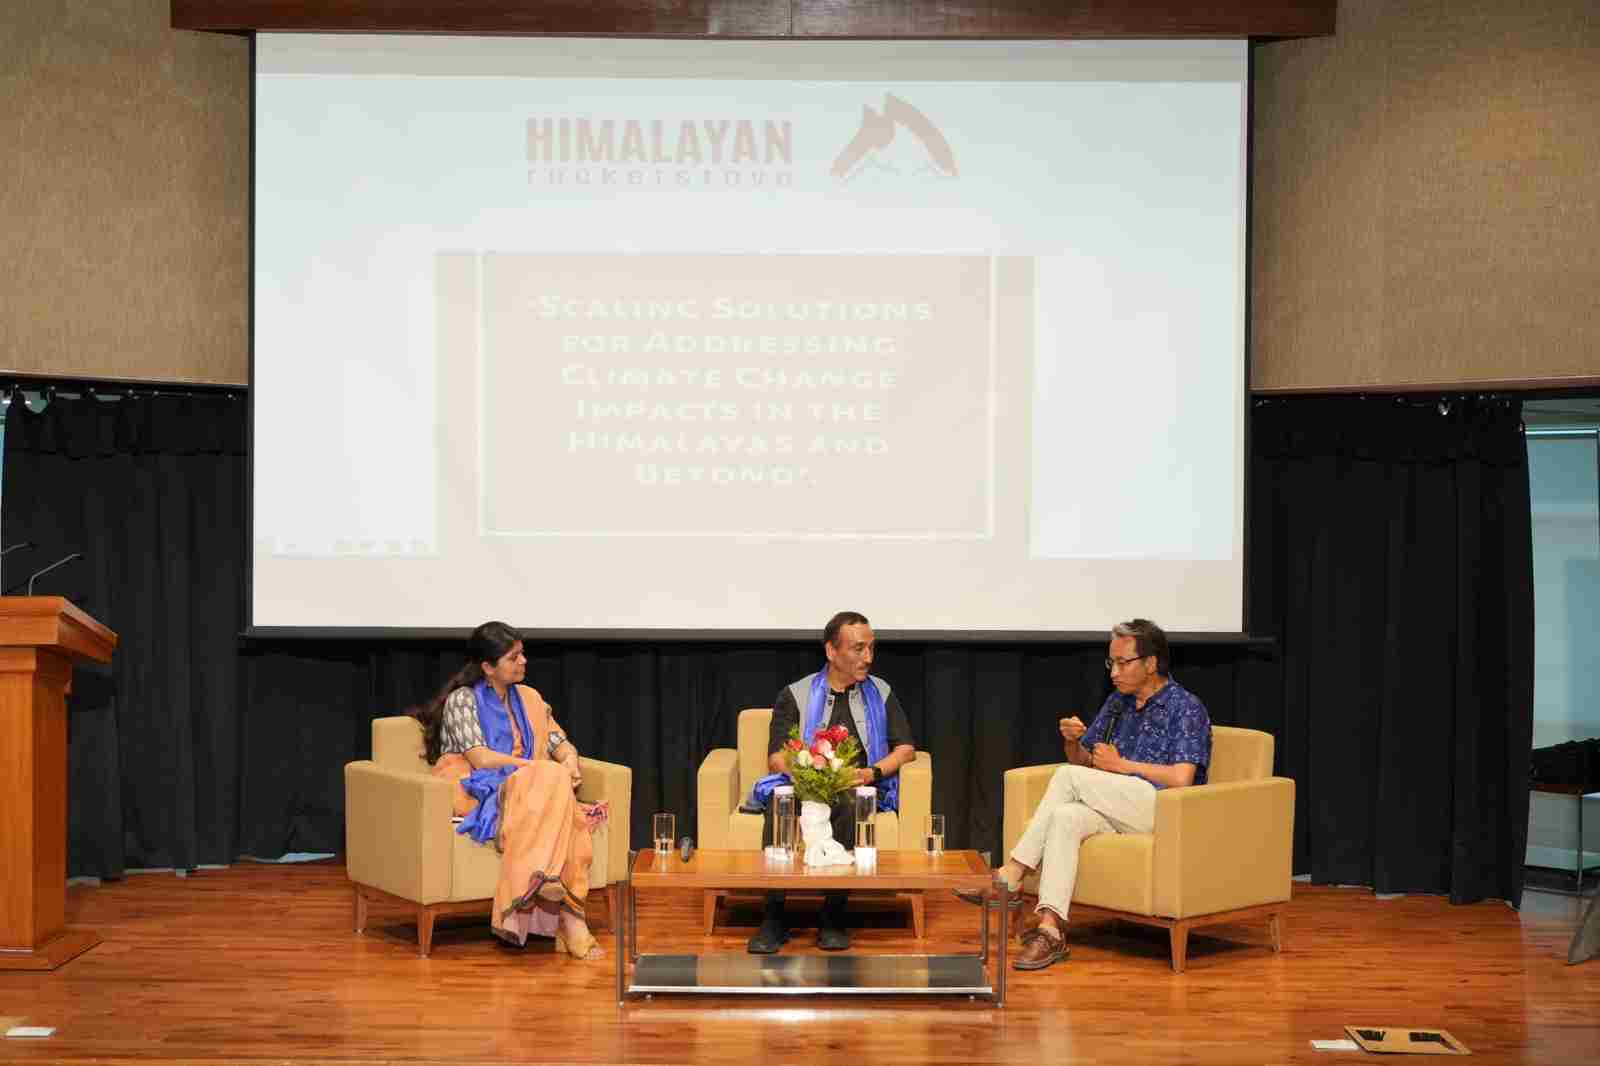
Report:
1099,707,1127,753
25,552,83,596
0,542,32,557
678,836,695,862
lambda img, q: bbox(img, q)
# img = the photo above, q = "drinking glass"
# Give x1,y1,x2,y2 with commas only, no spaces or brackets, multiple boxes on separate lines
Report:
853,786,878,862
925,813,945,856
653,812,675,855
771,787,797,861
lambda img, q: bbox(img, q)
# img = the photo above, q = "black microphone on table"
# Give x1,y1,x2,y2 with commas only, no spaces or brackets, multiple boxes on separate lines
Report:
24,552,83,596
679,836,695,862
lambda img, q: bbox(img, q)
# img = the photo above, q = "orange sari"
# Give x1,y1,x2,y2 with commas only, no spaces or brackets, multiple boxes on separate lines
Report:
431,684,606,946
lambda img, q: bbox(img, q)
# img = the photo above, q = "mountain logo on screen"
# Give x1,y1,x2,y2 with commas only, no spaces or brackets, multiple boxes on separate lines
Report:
831,95,959,183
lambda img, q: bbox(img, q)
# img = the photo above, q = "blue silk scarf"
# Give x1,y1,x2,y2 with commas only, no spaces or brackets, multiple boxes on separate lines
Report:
748,668,898,813
456,680,536,844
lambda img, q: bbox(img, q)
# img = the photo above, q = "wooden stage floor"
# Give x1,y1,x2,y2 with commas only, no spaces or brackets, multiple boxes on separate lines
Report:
1,861,1597,1065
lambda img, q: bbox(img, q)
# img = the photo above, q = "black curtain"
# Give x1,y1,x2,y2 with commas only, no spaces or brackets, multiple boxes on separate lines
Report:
1,390,1533,905
1248,396,1534,905
1,391,247,878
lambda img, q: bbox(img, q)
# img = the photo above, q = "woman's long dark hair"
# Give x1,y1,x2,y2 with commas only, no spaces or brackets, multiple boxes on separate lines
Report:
414,621,523,764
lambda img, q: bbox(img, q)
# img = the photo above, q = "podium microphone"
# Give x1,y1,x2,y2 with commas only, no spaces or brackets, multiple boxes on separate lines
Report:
25,552,83,596
0,542,32,557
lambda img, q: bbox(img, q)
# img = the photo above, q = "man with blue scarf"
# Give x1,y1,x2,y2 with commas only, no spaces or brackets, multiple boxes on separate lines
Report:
748,611,917,954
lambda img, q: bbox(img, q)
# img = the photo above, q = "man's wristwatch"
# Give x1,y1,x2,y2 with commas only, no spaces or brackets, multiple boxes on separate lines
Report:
870,765,884,785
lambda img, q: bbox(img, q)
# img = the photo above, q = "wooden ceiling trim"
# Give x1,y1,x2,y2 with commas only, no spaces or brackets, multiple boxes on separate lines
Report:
171,1,1336,39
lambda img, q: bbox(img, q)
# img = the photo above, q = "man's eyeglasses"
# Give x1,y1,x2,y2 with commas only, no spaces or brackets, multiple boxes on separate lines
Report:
1104,654,1148,671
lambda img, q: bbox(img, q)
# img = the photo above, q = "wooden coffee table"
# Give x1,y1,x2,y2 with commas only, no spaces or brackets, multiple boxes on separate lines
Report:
616,848,1010,1006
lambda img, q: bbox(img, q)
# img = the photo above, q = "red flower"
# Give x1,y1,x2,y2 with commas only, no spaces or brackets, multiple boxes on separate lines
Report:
828,725,849,744
785,738,803,752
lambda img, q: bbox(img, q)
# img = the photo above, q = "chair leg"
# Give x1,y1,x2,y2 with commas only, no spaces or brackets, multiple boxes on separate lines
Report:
1169,922,1190,973
353,885,368,934
587,886,610,932
1268,911,1282,953
417,906,437,958
703,890,720,935
906,891,925,939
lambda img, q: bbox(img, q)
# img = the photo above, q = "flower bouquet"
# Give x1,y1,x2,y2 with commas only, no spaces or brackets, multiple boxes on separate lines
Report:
781,724,862,866
782,724,862,803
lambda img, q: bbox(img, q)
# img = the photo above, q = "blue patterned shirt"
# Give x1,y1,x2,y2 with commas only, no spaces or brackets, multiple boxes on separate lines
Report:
1080,677,1212,789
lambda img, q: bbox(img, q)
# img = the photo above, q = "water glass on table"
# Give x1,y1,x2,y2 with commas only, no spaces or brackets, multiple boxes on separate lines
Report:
925,813,945,856
653,812,675,856
853,786,878,866
769,787,797,862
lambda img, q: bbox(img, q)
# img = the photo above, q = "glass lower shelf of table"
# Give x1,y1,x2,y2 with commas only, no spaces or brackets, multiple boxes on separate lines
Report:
616,848,1010,1006
628,953,992,996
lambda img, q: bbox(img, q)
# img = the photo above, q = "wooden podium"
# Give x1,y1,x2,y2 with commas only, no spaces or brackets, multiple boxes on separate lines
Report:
0,597,117,970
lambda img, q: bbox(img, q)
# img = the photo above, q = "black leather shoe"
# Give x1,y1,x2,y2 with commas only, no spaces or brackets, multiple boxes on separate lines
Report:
747,920,789,954
816,924,851,951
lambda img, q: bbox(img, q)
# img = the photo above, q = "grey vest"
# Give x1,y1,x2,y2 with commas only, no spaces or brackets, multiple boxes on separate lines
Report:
786,672,892,752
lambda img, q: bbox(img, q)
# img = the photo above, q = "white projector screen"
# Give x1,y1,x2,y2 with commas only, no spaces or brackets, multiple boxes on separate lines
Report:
251,36,1247,636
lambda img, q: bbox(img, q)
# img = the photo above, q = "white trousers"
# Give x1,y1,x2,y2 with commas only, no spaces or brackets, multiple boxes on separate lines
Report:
1009,764,1157,920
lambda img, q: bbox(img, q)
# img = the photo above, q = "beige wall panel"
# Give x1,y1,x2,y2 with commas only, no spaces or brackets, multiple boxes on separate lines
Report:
1252,0,1600,392
8,1,1594,391
0,1,248,386
1253,0,1389,390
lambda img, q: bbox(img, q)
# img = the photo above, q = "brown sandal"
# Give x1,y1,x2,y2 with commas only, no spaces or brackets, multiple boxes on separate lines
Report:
555,917,603,960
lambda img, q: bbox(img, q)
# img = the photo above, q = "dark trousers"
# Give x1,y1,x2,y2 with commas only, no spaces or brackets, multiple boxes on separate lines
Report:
760,796,852,927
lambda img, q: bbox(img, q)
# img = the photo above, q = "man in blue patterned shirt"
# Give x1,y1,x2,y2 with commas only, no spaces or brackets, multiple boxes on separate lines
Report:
967,618,1212,971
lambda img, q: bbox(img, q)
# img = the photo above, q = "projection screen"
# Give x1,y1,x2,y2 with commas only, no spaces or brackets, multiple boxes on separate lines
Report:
251,36,1248,636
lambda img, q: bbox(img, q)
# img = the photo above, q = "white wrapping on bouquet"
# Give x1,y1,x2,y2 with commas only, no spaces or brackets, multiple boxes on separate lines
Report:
800,800,854,867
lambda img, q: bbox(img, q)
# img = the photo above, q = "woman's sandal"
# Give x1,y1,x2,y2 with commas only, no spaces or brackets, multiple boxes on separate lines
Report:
554,925,604,960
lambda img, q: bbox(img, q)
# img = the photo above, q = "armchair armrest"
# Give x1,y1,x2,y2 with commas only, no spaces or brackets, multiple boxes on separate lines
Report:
1003,763,1066,859
344,760,455,905
1151,776,1296,919
578,756,631,887
893,751,933,851
697,748,740,851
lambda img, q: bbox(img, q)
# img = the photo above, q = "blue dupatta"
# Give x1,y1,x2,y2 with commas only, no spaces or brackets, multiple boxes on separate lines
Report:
748,669,898,813
455,681,538,844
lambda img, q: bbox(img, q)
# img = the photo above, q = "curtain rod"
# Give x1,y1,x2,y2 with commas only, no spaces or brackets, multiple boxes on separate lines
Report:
1,376,245,402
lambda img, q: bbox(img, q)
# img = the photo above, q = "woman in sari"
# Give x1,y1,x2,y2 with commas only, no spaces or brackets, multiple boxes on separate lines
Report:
415,621,607,959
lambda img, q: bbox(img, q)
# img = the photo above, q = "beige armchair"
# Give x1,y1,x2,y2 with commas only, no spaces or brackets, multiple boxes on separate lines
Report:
1001,725,1293,971
696,706,934,935
344,715,632,956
